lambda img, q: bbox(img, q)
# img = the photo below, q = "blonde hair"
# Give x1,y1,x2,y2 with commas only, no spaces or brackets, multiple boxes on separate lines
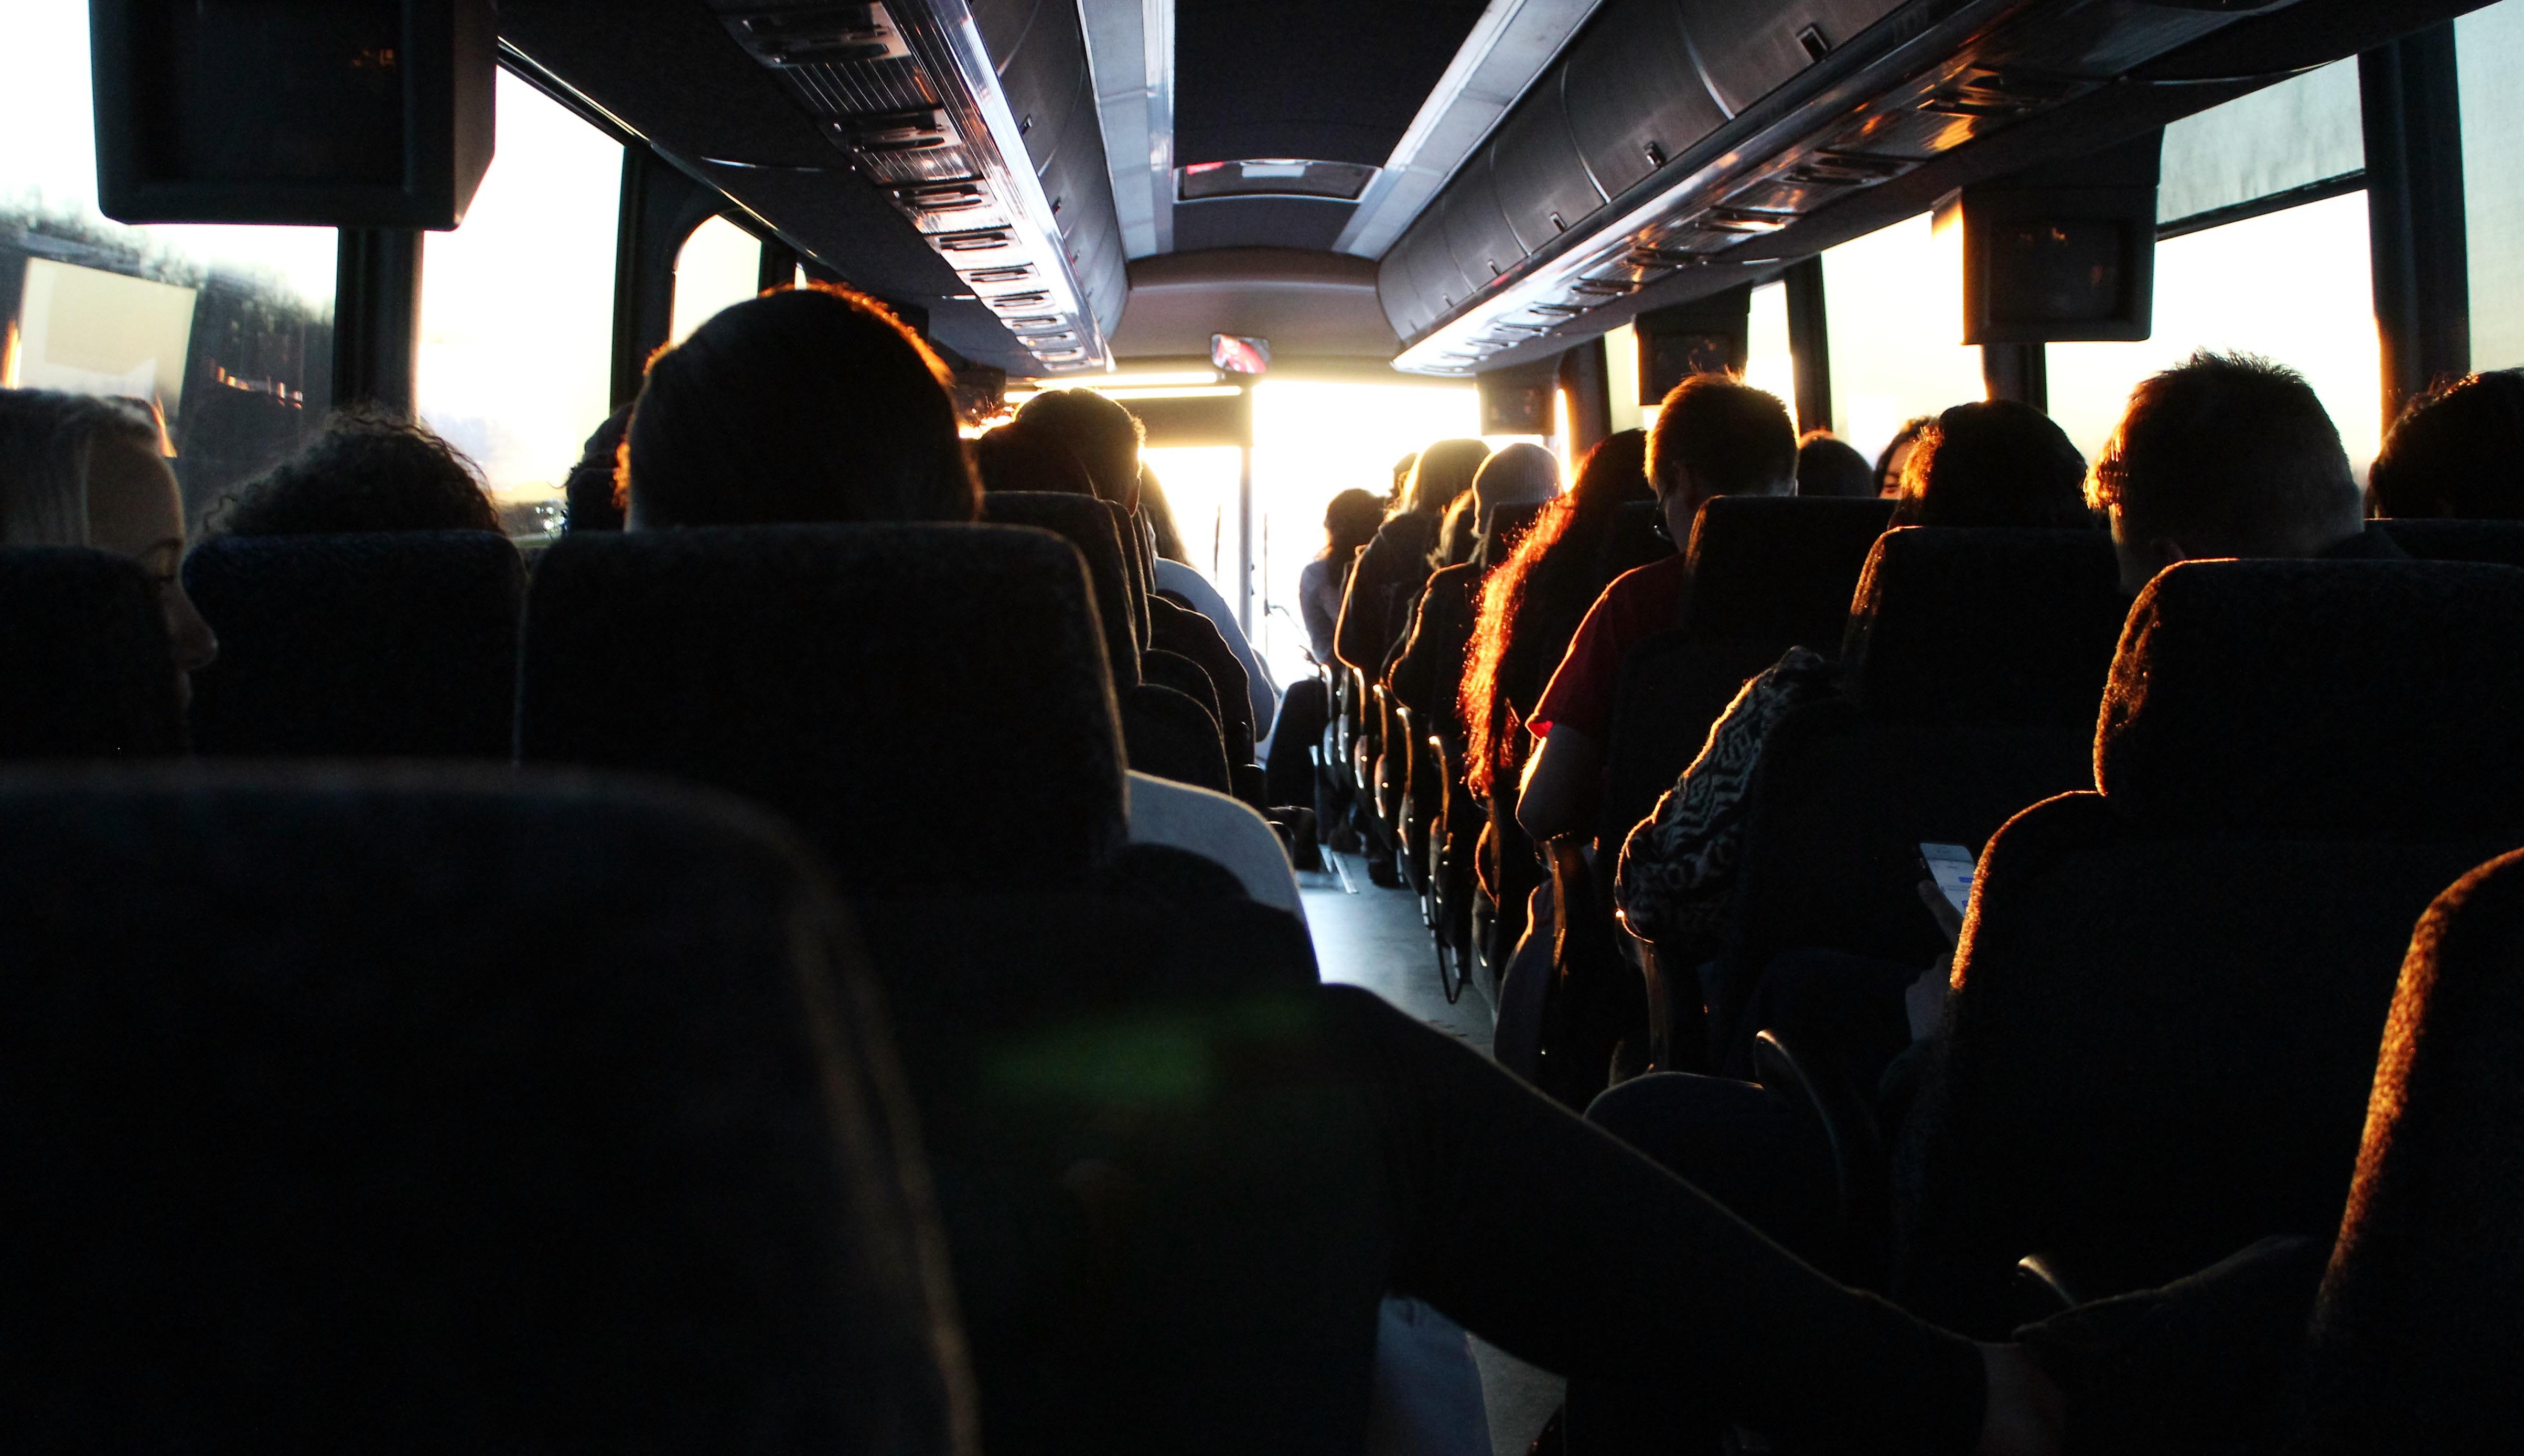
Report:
0,390,160,545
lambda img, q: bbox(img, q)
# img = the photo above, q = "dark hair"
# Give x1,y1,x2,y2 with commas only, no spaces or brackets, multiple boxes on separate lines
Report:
2088,349,2361,557
1137,464,1190,564
1888,400,2092,529
1795,432,1875,499
1406,438,1490,515
1389,451,1419,507
1647,375,1795,500
1014,387,1144,505
1431,490,1480,570
973,420,1095,495
213,408,500,536
1874,416,1936,496
1320,488,1384,562
623,285,978,528
1461,428,1651,794
2369,368,2524,520
561,404,633,533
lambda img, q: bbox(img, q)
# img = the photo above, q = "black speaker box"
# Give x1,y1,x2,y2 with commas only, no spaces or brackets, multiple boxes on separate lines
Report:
90,0,496,230
1636,285,1752,405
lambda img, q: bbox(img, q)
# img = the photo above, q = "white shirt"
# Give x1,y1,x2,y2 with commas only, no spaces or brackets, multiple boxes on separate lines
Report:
1124,770,1304,923
1152,558,1279,736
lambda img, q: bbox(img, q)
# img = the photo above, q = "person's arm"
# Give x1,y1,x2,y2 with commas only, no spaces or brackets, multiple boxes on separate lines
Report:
1334,535,1391,674
1515,723,1603,843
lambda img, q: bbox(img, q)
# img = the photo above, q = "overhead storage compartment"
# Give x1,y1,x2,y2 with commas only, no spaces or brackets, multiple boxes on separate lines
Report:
1440,153,1524,290
1410,210,1479,317
1561,0,1731,201
1490,77,1608,256
1685,0,1907,116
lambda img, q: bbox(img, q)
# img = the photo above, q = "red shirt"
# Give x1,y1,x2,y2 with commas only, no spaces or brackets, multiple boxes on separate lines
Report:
1528,554,1689,743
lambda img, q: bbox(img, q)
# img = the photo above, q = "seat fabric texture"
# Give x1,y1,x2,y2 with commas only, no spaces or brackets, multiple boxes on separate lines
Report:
983,493,1140,688
1895,560,2524,1336
2299,847,2524,1454
182,530,523,757
1122,682,1233,795
0,765,969,1454
519,524,1127,893
0,546,184,757
1149,596,1255,764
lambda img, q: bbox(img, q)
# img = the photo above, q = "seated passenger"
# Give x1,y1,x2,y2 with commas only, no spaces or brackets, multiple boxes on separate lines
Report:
1334,437,1488,679
2364,367,2524,520
973,419,1098,495
0,389,218,685
1389,443,1561,724
1515,376,1796,844
561,404,632,532
1797,430,1877,499
608,286,2077,1456
209,409,502,536
1617,399,2090,947
1263,487,1384,809
1875,414,1936,497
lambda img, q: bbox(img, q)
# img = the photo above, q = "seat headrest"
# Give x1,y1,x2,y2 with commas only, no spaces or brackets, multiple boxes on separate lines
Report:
2375,517,2524,568
982,492,1138,686
1680,495,1894,644
0,765,965,1451
520,524,1127,891
0,546,184,757
1841,527,2127,725
2096,559,2524,835
181,530,523,757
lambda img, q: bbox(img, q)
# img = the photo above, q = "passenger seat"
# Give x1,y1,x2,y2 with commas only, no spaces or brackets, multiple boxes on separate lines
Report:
0,546,184,757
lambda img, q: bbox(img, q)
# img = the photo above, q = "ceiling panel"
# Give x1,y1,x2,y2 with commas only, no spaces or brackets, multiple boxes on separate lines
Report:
1173,0,1490,168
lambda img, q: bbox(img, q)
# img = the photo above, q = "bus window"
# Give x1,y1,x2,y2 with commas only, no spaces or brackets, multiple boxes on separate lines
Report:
1742,279,1794,418
2461,0,2524,370
1821,212,1986,468
0,6,334,528
416,71,619,533
2049,61,2376,476
670,216,765,345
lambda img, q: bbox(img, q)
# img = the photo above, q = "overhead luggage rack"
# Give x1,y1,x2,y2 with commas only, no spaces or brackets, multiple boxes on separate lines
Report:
717,1,1115,372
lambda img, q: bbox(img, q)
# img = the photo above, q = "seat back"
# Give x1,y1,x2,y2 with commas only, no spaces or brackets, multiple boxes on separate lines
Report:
1594,501,1670,583
983,492,1139,687
0,767,968,1453
2299,848,2524,1454
1715,530,2126,1008
2374,515,2524,566
182,531,524,757
1598,497,1893,848
1895,560,2524,1335
519,524,1127,893
0,547,184,757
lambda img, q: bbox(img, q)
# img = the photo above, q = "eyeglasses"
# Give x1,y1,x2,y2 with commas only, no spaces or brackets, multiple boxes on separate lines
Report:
1650,510,1673,544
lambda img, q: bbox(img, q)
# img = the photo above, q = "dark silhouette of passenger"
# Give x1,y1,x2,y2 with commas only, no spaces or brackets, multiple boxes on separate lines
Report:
2367,367,2524,520
1516,376,1796,844
210,409,501,537
973,419,1098,496
1300,488,1386,669
1015,385,1143,511
1333,437,1488,678
1391,444,1562,727
1874,415,1936,497
1797,430,1877,499
603,285,2072,1456
561,404,632,532
2088,350,2393,593
0,389,219,681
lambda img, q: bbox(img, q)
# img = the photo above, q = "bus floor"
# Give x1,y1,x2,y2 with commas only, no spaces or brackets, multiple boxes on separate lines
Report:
1303,849,1565,1456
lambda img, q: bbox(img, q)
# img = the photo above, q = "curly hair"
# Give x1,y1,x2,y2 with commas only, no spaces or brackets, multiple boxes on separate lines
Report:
1459,429,1650,795
211,408,500,536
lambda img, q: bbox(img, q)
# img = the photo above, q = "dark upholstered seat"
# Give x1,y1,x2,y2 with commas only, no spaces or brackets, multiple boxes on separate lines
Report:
1149,596,1254,764
1704,531,2124,1013
2298,847,2524,1454
0,546,184,757
2374,515,2524,566
182,531,523,757
1126,680,1233,794
519,524,1127,892
0,765,966,1453
1896,559,2524,1336
1596,501,1671,584
1598,497,1894,853
983,492,1140,687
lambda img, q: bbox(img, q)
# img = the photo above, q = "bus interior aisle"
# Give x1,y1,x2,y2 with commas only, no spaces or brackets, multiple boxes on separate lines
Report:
12,0,2524,1453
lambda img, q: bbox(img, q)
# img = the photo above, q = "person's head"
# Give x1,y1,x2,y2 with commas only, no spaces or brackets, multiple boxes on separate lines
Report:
972,420,1096,496
1013,387,1144,511
1887,400,2092,530
212,408,500,536
1570,428,1652,509
1431,490,1481,569
562,403,633,532
622,285,979,529
1795,432,1875,499
0,389,216,675
1874,416,1935,497
1470,441,1562,527
1405,438,1490,515
1321,487,1384,562
2368,368,2524,520
1646,374,1796,547
1389,451,1419,508
2088,350,2365,593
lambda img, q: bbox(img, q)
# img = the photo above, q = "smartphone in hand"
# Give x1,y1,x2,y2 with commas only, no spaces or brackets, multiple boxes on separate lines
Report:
1919,842,1978,920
